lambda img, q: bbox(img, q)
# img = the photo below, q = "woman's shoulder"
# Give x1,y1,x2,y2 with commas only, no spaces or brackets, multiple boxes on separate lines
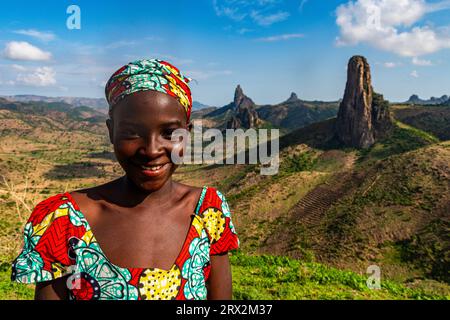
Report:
27,192,74,224
173,182,227,214
193,185,230,215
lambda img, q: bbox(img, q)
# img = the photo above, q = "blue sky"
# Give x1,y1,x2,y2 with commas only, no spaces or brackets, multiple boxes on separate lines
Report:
0,0,449,106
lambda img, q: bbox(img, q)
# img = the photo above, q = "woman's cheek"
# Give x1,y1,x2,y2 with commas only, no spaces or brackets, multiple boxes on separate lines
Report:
114,139,139,158
169,140,185,164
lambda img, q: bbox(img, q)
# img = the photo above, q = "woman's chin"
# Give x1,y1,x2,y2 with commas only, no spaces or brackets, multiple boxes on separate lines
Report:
124,165,175,192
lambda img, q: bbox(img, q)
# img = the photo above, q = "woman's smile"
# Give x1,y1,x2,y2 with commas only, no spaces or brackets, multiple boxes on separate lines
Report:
134,162,171,178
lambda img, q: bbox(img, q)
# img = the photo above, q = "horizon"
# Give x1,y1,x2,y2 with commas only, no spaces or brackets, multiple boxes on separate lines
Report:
3,90,450,107
0,0,449,106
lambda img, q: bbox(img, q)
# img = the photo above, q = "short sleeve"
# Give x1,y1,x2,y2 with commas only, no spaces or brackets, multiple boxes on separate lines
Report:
199,188,239,255
11,194,73,283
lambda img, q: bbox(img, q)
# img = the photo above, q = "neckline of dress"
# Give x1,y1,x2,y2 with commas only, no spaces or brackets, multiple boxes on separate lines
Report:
62,185,209,272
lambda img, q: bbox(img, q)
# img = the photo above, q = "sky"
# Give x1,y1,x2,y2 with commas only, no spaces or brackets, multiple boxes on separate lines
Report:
0,0,449,107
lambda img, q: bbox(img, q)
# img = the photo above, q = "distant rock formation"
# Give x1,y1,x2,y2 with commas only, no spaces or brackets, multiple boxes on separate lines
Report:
405,94,449,105
336,56,392,148
227,85,262,129
285,92,300,103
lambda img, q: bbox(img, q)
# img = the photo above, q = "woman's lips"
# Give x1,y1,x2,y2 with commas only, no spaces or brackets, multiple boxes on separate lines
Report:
134,162,170,178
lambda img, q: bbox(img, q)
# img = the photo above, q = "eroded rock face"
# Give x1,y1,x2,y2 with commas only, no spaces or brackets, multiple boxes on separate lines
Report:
227,85,262,129
336,56,392,148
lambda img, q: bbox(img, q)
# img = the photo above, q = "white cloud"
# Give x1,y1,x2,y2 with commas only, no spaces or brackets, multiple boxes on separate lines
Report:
250,10,290,26
255,33,305,42
336,0,450,57
13,29,55,42
0,80,15,85
412,56,433,66
238,28,253,34
257,0,280,5
213,0,290,26
213,0,247,21
410,70,419,78
3,41,52,61
17,67,56,86
11,64,27,71
383,62,398,68
299,0,308,11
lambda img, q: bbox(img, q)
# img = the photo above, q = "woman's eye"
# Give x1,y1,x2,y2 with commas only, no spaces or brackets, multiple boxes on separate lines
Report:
162,129,175,139
121,130,139,138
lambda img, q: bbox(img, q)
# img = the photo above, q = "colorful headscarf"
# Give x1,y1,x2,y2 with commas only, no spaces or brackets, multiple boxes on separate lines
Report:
105,59,193,121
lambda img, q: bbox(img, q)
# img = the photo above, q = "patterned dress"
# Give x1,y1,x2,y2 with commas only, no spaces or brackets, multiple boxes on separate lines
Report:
11,186,239,300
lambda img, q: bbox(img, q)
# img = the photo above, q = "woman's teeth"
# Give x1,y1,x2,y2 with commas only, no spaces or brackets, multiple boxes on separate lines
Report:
141,164,164,171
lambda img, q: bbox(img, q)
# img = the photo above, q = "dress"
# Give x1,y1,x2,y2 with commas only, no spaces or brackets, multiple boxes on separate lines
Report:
11,186,239,300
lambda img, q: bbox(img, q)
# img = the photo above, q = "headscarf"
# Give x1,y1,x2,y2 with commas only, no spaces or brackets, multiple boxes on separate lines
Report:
105,58,193,121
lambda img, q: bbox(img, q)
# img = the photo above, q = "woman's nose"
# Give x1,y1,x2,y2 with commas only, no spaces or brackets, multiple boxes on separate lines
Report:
138,135,164,159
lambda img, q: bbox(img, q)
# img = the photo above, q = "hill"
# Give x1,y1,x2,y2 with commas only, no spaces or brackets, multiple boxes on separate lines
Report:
256,98,338,131
0,95,108,112
197,88,339,132
0,99,107,136
0,96,449,299
392,105,450,140
174,119,449,293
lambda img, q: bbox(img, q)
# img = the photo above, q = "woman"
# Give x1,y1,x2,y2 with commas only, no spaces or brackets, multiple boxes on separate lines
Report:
11,59,239,300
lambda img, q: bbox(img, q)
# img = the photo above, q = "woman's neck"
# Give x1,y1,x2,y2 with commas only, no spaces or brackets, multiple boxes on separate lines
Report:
117,175,176,207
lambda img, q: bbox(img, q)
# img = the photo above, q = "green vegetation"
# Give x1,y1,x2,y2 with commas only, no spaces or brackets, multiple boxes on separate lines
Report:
4,252,447,300
397,219,450,283
282,151,318,174
392,105,450,141
359,121,439,161
230,252,448,300
1,99,449,300
0,264,34,300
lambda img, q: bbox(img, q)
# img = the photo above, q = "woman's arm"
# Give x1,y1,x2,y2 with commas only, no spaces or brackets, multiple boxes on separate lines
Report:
34,276,69,300
207,252,233,300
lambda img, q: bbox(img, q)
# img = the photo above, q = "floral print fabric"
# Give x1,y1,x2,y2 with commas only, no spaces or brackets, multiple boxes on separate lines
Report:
105,59,193,121
11,186,239,300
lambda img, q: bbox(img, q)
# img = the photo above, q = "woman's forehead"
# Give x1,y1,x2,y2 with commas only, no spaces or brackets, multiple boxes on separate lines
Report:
112,91,187,123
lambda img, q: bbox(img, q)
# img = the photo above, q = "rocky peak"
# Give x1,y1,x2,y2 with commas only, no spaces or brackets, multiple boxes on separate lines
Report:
227,85,261,129
285,92,299,103
234,85,244,105
233,84,256,110
336,56,392,148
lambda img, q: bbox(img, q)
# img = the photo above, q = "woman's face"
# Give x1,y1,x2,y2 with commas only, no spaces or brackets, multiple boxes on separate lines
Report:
106,90,188,193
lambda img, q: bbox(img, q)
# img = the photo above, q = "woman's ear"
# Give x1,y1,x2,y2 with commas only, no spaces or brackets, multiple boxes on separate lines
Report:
187,122,193,132
106,118,114,144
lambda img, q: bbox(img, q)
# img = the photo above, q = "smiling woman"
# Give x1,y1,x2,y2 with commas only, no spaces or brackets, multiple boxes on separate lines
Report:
10,58,239,300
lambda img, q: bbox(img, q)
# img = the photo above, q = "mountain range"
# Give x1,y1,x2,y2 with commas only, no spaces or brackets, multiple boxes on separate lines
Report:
0,56,449,294
405,94,450,105
1,95,214,114
191,86,339,134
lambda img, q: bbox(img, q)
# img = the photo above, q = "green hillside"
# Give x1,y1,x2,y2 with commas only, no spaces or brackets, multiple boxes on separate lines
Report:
392,105,450,140
1,252,448,300
231,252,448,299
0,100,449,300
173,120,450,297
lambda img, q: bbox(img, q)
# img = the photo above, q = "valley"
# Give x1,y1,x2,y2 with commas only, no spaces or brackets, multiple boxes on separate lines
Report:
0,56,449,300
